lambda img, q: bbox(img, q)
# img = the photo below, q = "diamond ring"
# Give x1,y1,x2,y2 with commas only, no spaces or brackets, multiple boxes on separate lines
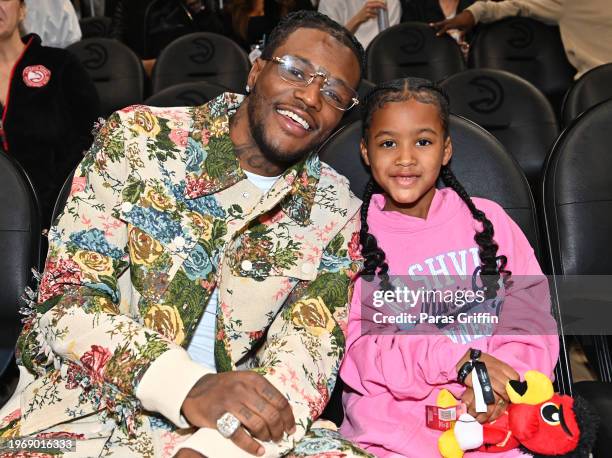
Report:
217,412,241,438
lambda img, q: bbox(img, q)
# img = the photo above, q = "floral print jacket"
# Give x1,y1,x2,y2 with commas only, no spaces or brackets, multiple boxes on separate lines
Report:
15,93,362,456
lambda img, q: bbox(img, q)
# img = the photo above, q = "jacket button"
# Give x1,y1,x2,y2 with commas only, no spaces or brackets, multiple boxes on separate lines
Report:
242,191,249,199
301,262,313,274
241,260,253,271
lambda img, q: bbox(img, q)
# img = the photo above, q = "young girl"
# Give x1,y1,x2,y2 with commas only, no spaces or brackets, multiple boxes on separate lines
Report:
339,78,559,457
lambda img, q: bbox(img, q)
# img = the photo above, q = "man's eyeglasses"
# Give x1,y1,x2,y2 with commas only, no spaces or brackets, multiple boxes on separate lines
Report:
263,55,359,112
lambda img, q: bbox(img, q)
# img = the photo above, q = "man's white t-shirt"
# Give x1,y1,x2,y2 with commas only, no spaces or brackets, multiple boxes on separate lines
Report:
186,170,281,370
318,0,402,48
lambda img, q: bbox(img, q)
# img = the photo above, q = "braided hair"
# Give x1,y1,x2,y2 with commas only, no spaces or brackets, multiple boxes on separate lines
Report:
360,178,391,289
360,78,510,297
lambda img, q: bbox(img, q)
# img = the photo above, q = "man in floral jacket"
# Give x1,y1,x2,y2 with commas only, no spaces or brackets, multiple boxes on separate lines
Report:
0,11,372,458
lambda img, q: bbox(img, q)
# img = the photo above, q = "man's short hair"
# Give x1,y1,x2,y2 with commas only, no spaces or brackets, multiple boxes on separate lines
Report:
261,10,365,81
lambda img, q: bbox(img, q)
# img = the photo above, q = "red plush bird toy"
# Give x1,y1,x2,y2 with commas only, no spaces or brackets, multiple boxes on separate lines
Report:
438,371,599,457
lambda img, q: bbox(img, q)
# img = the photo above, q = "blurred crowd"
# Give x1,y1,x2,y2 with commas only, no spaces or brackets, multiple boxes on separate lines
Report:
71,0,479,56
2,0,612,229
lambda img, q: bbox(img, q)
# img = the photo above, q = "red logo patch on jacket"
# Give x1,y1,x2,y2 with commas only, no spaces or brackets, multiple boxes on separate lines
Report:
22,65,51,87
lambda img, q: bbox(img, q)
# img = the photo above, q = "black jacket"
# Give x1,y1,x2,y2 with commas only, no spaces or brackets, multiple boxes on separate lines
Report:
0,34,100,227
112,0,226,58
401,0,476,23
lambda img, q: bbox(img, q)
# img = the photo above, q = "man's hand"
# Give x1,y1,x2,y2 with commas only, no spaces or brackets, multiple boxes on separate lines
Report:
181,372,296,456
173,448,206,458
455,351,519,403
431,10,476,36
346,0,388,33
461,387,509,424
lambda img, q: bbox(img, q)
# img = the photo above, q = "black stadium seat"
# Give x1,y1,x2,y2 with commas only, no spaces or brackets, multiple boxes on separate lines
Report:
544,99,612,278
317,116,561,424
440,69,558,189
338,79,376,129
79,17,112,39
151,32,251,95
366,22,465,84
51,170,76,226
468,18,574,116
0,153,40,407
145,81,230,107
142,0,199,59
542,98,612,456
68,38,145,117
561,63,612,128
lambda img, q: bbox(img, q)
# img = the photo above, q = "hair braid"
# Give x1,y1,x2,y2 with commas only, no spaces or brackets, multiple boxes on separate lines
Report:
359,179,391,289
440,166,510,297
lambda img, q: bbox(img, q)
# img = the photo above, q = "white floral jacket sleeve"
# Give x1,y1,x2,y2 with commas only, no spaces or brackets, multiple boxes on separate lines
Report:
15,93,362,456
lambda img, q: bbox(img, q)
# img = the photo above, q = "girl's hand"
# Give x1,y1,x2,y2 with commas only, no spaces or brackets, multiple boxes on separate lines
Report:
456,350,519,402
461,387,509,424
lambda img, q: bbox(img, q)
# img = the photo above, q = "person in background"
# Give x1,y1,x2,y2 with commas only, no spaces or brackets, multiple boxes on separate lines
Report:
22,0,82,48
402,0,475,22
146,0,225,58
432,0,612,78
0,0,99,228
226,0,313,51
225,0,265,49
72,0,106,17
318,0,401,48
110,0,225,77
402,0,475,50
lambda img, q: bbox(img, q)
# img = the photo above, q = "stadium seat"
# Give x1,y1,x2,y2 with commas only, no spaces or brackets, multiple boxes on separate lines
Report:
145,81,230,107
337,79,376,129
79,16,112,39
68,38,145,117
151,32,250,95
51,170,76,226
366,22,465,84
543,98,612,378
142,0,197,59
468,18,574,116
440,68,558,189
542,98,612,456
317,116,567,425
561,63,612,128
0,154,40,407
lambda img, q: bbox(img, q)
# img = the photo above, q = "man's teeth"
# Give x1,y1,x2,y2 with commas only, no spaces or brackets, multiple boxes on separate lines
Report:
277,109,310,130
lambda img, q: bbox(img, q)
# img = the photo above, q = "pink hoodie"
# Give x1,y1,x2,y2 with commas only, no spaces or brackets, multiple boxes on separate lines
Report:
340,189,559,458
